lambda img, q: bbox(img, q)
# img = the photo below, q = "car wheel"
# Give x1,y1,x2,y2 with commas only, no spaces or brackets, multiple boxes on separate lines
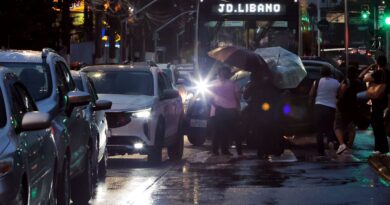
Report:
168,134,184,160
57,155,70,205
148,120,164,164
71,149,93,204
14,180,28,205
98,148,108,179
187,135,206,146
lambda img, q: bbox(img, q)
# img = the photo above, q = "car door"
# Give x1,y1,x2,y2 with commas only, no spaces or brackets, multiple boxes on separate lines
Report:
162,72,181,134
55,61,89,175
8,82,53,203
157,72,174,139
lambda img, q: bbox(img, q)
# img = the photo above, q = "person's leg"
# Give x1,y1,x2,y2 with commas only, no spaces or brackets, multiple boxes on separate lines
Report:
346,123,356,149
315,105,325,155
371,108,389,153
212,110,222,155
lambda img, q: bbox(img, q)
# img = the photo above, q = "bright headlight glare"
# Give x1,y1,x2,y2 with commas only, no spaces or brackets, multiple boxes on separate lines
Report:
195,80,210,94
0,158,13,177
134,142,144,149
133,108,151,118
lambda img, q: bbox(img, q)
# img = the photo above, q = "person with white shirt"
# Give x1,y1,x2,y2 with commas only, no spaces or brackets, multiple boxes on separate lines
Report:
310,66,340,156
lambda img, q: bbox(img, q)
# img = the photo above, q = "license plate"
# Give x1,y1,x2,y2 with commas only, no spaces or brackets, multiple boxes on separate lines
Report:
190,119,207,128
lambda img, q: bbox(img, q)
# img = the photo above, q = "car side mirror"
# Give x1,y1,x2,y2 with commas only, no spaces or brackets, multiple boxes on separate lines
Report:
66,91,91,116
93,100,112,111
20,112,51,131
161,89,179,100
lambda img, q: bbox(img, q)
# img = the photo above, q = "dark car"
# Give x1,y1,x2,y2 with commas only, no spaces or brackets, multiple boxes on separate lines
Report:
231,60,345,135
72,71,112,180
0,67,55,205
0,49,92,204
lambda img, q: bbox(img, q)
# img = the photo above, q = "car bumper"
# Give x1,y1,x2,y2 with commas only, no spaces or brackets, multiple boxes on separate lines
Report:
107,118,152,155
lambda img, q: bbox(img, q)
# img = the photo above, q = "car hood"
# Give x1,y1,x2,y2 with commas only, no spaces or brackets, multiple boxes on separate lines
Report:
98,94,155,111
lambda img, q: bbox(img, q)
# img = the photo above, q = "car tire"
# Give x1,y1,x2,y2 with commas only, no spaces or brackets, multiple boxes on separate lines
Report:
98,148,108,179
148,120,164,164
14,180,28,205
57,155,70,205
71,149,93,204
187,135,206,146
168,134,184,160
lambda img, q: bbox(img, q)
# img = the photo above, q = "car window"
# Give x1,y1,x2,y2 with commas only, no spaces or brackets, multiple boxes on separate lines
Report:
0,87,6,128
87,78,98,103
161,73,173,89
9,83,37,123
55,63,70,108
0,62,51,101
87,71,154,96
158,73,167,96
58,62,76,91
73,77,84,91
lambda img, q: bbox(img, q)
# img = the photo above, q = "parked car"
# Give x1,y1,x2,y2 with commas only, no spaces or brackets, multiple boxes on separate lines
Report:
82,63,185,163
0,67,55,205
231,59,345,135
71,71,112,180
0,49,92,204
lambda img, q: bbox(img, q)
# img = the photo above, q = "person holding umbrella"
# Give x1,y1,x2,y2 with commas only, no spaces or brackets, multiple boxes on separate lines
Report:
210,66,241,156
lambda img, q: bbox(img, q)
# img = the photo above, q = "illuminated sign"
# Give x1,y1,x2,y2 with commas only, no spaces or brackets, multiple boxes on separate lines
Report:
215,3,285,15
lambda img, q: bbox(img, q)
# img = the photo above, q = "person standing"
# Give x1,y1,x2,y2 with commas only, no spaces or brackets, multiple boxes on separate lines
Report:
359,55,389,154
310,66,340,156
243,70,284,158
210,66,240,156
335,66,361,154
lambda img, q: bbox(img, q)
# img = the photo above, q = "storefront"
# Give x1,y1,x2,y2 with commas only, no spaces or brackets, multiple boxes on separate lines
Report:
198,0,300,69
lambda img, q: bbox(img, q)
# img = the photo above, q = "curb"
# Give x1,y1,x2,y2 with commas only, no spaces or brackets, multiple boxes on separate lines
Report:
368,155,390,181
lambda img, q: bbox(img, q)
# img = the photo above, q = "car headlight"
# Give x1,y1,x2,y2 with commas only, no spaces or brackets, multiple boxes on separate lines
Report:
195,80,210,94
0,158,13,177
132,108,152,118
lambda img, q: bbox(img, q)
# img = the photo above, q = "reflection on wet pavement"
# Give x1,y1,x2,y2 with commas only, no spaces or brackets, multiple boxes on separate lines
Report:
91,132,390,205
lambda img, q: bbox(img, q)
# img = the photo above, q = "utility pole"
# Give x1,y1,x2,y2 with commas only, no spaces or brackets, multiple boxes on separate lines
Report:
194,0,200,72
344,0,349,70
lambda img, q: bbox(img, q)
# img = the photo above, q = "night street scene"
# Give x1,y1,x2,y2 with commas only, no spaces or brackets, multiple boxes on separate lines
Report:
2,0,390,204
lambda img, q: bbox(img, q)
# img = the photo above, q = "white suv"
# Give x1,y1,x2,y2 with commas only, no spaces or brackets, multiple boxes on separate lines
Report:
82,63,184,163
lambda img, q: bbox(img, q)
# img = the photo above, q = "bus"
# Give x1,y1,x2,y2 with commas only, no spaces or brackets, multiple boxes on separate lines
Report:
197,0,301,72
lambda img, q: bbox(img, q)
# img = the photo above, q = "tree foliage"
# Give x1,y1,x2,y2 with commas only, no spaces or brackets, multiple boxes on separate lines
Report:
0,0,58,50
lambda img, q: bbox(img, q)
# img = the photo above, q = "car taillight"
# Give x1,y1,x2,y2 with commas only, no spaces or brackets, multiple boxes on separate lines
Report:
106,112,132,128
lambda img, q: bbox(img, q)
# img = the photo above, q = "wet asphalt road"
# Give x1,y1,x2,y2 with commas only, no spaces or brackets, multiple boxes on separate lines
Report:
90,130,390,205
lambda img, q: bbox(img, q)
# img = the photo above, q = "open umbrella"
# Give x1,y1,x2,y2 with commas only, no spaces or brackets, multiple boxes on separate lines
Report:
208,46,269,72
255,47,307,89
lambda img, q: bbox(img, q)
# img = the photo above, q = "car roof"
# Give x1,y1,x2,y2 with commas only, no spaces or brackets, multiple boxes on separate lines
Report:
0,50,43,63
81,64,156,73
302,60,336,68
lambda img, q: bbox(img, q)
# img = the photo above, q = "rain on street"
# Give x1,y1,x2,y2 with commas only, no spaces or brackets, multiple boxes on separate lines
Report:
91,130,390,205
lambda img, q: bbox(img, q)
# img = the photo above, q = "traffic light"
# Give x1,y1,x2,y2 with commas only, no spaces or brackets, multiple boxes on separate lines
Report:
385,16,390,25
361,5,370,21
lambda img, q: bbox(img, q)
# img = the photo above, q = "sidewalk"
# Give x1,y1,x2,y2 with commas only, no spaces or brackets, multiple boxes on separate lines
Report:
368,154,390,181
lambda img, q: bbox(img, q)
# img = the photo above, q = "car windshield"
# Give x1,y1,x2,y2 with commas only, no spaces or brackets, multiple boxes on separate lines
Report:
87,71,154,96
0,63,51,101
73,77,84,91
0,88,6,128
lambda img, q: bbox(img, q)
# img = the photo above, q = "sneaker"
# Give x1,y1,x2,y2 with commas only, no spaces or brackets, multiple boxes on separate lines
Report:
336,144,347,155
371,151,381,155
328,141,335,151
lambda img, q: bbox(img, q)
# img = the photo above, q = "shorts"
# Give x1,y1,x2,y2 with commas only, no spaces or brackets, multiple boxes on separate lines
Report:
334,110,355,130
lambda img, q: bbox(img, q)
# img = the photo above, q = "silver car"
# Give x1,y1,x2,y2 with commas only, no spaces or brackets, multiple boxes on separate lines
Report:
72,71,112,180
0,67,55,205
0,49,92,204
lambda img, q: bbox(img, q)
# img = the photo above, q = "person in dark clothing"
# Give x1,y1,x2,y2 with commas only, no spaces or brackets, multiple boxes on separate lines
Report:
335,66,362,154
210,66,240,156
359,55,390,154
243,70,284,158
